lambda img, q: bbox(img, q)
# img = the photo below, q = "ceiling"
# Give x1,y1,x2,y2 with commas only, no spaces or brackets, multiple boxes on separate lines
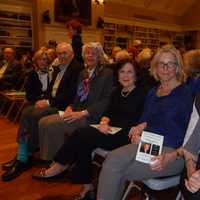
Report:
108,0,197,16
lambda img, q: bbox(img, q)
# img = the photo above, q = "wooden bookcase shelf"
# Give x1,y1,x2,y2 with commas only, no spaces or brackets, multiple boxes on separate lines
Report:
0,9,33,53
103,21,193,55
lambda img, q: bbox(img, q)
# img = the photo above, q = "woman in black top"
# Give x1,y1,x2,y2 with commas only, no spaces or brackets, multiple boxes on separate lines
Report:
33,60,149,199
25,49,50,104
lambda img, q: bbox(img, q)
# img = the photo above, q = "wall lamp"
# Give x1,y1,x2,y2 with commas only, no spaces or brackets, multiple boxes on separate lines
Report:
93,0,106,5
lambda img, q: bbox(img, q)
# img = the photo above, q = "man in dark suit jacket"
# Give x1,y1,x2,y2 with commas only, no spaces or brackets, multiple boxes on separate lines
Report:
1,42,83,181
0,47,22,90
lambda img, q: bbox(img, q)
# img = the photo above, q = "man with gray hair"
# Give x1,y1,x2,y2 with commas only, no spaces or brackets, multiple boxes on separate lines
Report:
1,42,83,181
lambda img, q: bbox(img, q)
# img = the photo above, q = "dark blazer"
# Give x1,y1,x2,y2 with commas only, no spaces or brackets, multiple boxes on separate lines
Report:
25,70,50,104
72,35,83,64
73,66,113,123
0,59,22,90
48,58,83,110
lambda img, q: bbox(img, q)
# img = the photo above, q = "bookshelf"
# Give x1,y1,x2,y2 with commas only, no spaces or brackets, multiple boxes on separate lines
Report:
0,9,33,54
103,22,116,55
103,21,194,55
133,26,160,51
103,22,160,55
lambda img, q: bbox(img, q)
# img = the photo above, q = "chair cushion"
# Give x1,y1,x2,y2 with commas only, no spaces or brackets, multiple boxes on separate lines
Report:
93,148,108,158
143,175,180,190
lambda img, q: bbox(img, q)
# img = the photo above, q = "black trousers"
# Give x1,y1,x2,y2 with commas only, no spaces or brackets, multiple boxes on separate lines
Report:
54,126,130,184
180,168,200,200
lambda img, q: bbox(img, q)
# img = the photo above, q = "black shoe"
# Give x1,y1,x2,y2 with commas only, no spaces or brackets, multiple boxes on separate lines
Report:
1,160,32,182
1,157,17,171
1,156,33,171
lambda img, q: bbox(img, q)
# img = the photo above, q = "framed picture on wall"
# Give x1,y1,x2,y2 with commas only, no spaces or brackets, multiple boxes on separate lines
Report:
54,0,91,25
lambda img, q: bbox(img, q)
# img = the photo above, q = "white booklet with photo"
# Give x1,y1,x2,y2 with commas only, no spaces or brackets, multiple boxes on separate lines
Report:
135,131,164,164
90,124,122,135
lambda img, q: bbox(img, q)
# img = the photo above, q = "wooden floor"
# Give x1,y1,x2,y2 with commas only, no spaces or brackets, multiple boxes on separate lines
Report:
0,116,179,200
0,116,83,200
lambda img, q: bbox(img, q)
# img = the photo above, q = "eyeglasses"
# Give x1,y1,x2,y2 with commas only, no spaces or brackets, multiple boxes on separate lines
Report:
157,61,177,70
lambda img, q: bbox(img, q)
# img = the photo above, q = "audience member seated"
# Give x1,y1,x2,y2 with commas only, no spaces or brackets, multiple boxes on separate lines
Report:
128,46,139,61
132,39,142,54
19,50,34,73
136,48,158,89
96,45,200,200
25,49,50,104
178,49,200,200
0,47,22,90
46,48,57,66
108,46,121,64
95,42,110,64
115,50,130,63
32,60,149,200
179,145,200,200
1,42,82,181
37,42,113,162
47,39,57,49
46,48,57,81
108,49,131,86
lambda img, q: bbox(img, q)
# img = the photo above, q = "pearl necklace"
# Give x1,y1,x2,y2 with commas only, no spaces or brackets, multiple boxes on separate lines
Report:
121,86,135,98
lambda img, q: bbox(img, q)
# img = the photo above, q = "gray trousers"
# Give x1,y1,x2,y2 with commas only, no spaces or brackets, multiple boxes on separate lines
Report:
17,105,58,153
38,114,88,161
97,143,184,200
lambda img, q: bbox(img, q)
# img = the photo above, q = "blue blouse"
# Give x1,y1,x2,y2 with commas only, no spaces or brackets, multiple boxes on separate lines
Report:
140,78,200,148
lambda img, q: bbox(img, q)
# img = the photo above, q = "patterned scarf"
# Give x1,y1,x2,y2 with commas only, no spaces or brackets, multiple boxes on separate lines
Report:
77,69,96,102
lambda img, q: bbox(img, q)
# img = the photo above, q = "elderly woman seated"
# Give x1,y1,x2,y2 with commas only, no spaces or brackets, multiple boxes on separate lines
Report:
96,45,200,200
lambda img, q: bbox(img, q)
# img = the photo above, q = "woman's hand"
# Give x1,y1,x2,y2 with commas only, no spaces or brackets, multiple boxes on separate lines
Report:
185,170,200,193
98,116,111,134
128,122,147,144
150,152,175,171
98,124,111,135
